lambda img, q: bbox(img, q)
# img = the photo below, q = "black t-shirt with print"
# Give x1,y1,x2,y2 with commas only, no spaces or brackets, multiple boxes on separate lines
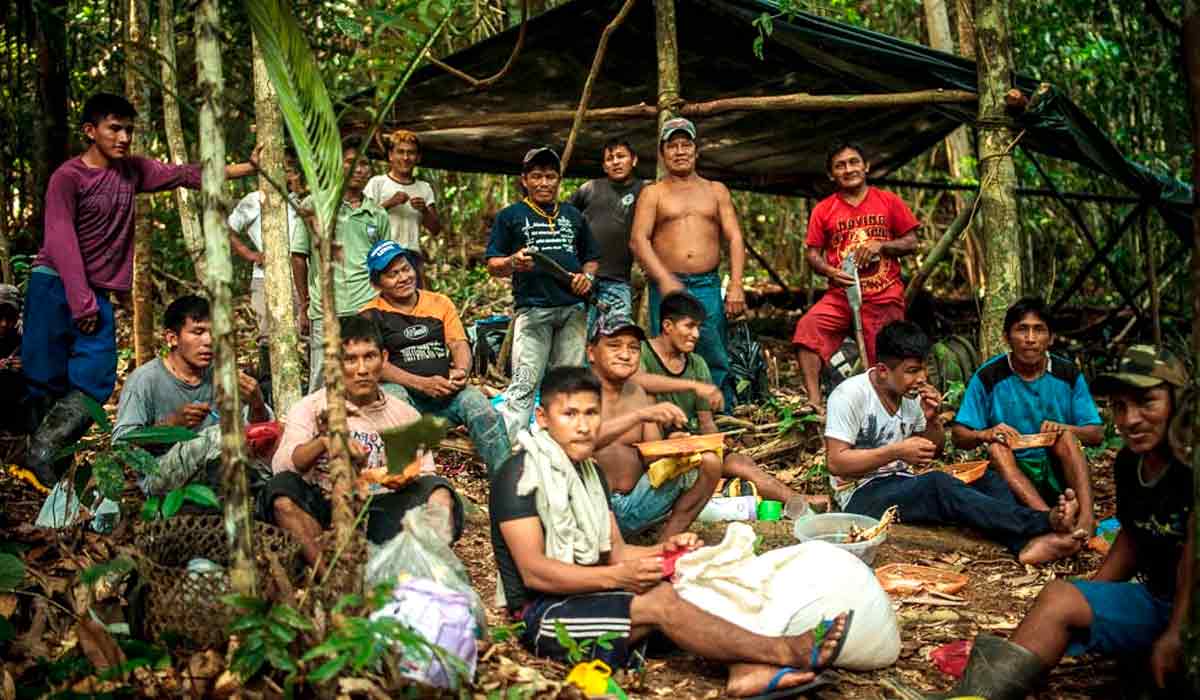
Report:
360,306,451,381
490,452,613,612
485,200,600,309
568,178,645,283
1114,447,1193,598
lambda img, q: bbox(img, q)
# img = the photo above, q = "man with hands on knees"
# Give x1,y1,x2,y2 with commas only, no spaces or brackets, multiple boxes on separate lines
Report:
113,296,272,497
950,297,1101,541
825,321,1083,565
361,240,510,476
490,367,850,698
923,345,1194,700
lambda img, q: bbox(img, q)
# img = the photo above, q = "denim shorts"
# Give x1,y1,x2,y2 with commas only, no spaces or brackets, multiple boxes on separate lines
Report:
1066,580,1173,657
611,469,700,537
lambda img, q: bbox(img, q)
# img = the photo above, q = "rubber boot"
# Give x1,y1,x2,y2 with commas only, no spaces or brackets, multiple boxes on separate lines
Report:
926,635,1043,700
26,391,96,489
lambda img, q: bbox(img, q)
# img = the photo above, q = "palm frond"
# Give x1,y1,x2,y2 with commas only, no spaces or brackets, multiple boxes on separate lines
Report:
245,0,345,236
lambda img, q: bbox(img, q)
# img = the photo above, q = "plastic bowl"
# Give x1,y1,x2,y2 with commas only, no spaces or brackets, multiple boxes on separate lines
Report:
792,513,887,565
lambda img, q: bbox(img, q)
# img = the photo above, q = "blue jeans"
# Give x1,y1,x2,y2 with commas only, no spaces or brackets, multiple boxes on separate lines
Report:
22,269,117,403
649,272,732,410
587,279,633,336
1066,581,1173,657
610,469,699,537
845,470,1052,553
498,304,587,443
382,383,512,477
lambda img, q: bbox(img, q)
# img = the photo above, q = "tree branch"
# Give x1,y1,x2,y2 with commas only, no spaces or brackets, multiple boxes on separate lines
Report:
560,0,638,172
426,0,527,89
1145,0,1182,34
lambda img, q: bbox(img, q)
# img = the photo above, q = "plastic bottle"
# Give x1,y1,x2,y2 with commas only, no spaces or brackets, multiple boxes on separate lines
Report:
697,495,758,522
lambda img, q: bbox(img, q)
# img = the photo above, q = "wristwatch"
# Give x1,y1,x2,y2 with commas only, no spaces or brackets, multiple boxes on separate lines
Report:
584,272,595,283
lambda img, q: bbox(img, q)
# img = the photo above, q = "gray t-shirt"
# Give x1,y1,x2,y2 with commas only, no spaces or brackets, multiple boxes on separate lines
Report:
114,359,216,451
567,178,645,282
824,370,927,508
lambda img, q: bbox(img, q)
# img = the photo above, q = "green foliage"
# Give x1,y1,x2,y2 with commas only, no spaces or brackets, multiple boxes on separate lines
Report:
489,620,525,643
0,552,25,591
380,415,451,474
80,558,135,586
225,581,468,689
142,484,220,521
552,620,619,665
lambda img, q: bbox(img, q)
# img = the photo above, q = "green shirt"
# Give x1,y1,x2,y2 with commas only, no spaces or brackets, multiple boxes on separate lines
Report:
639,340,714,429
294,196,388,320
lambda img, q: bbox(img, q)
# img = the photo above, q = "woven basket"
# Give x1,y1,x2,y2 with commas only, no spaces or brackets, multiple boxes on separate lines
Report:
134,514,303,647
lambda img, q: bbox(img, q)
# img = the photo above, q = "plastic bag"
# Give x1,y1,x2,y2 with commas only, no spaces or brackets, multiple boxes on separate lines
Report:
365,503,487,635
727,321,768,407
371,578,478,689
673,522,900,670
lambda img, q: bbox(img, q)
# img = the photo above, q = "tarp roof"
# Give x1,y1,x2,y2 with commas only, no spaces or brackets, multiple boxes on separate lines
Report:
384,0,1192,238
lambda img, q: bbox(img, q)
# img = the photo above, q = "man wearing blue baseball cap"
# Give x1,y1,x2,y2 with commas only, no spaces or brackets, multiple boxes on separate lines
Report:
486,146,601,443
360,240,511,475
630,118,746,411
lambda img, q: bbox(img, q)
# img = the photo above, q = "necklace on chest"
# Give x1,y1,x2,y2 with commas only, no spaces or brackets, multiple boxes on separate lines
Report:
523,197,560,234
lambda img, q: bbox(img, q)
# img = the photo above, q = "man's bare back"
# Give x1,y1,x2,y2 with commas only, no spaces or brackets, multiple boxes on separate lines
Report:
596,381,661,493
639,176,725,275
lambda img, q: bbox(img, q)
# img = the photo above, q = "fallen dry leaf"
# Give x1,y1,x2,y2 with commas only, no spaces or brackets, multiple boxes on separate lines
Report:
337,677,390,700
0,594,16,618
75,616,127,675
212,670,241,699
1,669,14,700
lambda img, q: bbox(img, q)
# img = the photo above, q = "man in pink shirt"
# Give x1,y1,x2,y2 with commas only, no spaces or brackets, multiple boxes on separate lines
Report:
257,316,463,564
792,142,921,415
24,92,259,488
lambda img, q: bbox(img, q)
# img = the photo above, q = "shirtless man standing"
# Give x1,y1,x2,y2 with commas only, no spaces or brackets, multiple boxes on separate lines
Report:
631,118,746,411
587,313,719,541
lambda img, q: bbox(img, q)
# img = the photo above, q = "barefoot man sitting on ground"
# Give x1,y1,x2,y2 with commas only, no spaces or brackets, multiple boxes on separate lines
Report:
631,118,746,411
825,320,1084,565
489,366,851,698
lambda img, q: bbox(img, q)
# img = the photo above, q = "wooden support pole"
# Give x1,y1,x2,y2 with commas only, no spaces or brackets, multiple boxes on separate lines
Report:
401,90,976,131
743,236,791,296
974,0,1022,358
655,0,682,179
560,0,638,173
1181,0,1200,676
904,194,977,305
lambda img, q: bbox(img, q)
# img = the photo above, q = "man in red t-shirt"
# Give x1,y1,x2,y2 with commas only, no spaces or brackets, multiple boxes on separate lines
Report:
792,142,920,414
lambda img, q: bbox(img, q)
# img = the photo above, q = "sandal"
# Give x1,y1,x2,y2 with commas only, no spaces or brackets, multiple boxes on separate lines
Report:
747,669,835,700
809,610,854,671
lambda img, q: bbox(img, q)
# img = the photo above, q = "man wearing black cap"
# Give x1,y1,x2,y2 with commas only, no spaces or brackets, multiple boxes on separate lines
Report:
486,147,601,442
630,118,746,411
587,313,725,541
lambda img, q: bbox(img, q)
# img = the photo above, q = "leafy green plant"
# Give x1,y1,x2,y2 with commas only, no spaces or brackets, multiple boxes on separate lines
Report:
225,595,315,685
553,620,620,665
489,620,526,643
0,551,25,642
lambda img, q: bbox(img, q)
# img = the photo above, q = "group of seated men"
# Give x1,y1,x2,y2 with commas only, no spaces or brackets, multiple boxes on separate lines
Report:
18,91,1193,694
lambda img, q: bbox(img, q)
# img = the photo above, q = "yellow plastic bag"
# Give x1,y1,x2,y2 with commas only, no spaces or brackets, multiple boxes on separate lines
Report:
646,448,723,488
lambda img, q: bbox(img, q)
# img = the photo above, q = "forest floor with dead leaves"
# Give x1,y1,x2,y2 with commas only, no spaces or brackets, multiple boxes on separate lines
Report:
0,311,1134,699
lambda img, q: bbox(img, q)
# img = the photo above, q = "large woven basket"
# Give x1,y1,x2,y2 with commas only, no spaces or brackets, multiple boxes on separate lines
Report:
134,514,303,647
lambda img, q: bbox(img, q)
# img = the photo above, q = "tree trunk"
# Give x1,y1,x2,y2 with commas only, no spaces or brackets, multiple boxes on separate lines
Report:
1182,0,1200,685
31,0,70,228
126,0,156,367
252,37,303,415
196,0,256,598
923,0,982,289
973,0,1022,358
654,0,681,180
0,149,12,284
159,0,207,283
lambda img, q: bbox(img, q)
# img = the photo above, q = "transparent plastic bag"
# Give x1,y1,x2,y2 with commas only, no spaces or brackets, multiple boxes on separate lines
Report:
365,503,487,635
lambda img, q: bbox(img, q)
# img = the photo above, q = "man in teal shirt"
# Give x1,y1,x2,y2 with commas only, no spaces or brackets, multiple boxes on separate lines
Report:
293,147,387,391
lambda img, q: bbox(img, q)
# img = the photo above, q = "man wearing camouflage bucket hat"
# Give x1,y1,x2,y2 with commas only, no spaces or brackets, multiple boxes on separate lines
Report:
924,345,1193,699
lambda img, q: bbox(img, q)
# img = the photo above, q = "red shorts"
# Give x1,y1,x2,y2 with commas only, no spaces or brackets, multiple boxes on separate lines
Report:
792,291,905,364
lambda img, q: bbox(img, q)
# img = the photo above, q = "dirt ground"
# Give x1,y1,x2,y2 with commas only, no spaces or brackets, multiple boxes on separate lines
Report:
0,320,1133,699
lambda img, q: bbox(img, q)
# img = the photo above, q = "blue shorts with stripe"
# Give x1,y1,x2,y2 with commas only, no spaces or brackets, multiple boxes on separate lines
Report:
518,591,643,668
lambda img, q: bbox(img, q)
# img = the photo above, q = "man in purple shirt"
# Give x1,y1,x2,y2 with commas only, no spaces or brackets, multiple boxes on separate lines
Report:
24,92,259,488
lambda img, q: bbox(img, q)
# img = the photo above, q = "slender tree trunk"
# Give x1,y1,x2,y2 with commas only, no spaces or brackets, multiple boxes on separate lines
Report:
1182,0,1200,685
159,0,207,283
654,0,681,180
319,229,355,542
196,0,256,597
973,0,1022,358
0,150,12,284
126,0,156,366
252,37,303,415
31,0,70,228
923,0,981,287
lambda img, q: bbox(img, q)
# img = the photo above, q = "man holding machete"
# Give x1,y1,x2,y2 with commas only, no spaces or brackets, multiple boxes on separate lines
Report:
792,141,922,417
486,146,601,442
